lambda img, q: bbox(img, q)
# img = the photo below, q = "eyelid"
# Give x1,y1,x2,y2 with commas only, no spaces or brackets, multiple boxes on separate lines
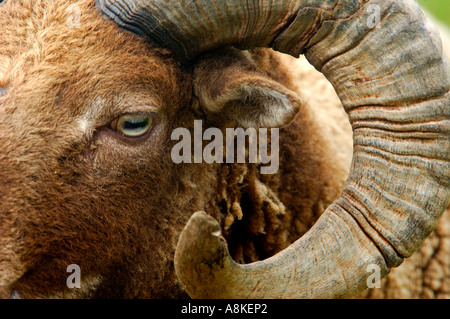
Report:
110,112,150,130
110,118,119,131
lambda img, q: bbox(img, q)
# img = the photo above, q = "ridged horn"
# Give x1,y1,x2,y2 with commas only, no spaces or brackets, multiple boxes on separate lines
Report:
97,0,450,298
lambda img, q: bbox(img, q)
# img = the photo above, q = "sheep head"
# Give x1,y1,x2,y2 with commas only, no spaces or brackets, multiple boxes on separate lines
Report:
0,0,302,298
98,0,450,298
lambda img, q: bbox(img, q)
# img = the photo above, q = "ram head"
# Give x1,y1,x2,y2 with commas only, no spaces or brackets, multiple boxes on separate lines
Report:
0,0,449,298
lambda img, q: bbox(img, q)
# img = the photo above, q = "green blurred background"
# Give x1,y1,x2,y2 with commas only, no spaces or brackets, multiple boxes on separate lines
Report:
418,0,450,27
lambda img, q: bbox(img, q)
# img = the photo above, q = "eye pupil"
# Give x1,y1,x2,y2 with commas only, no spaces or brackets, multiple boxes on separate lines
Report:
123,118,149,130
114,114,153,138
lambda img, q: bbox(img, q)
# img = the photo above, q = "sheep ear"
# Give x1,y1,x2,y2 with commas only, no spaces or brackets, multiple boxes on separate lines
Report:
193,49,302,128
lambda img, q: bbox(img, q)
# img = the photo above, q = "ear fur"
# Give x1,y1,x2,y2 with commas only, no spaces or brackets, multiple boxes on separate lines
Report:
193,48,302,128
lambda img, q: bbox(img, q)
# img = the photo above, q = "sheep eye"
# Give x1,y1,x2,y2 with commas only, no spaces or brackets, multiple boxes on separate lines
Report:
112,114,153,138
